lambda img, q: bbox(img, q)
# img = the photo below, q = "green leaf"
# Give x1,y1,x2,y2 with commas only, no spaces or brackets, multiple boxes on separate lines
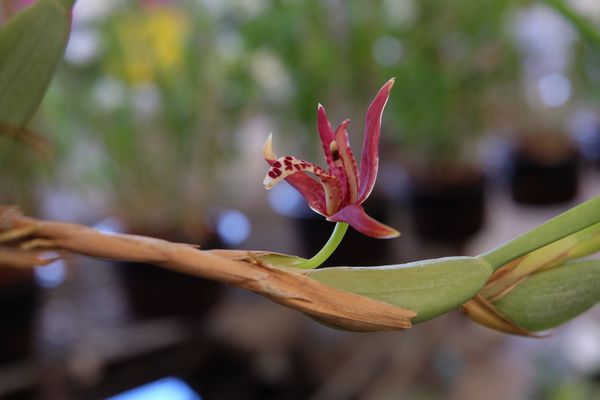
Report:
259,253,308,269
480,221,600,300
481,196,600,270
562,222,600,261
0,0,73,130
493,260,600,331
305,256,493,323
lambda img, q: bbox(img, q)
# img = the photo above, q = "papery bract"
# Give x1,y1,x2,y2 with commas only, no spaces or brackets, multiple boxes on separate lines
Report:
263,79,399,239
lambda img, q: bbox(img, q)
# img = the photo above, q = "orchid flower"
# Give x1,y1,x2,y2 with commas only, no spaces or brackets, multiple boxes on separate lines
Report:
263,79,399,267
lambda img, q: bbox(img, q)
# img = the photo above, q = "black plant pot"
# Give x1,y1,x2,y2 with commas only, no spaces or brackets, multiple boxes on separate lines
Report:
0,269,39,365
293,196,395,267
119,262,223,321
118,229,223,321
508,137,579,205
408,168,486,244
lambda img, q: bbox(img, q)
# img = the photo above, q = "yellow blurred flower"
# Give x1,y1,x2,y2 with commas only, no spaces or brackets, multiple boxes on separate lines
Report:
107,7,189,84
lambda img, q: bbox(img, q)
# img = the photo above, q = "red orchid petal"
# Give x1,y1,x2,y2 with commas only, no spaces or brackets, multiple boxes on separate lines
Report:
327,204,400,239
263,154,343,216
357,78,394,204
317,104,336,168
334,119,359,203
263,134,328,216
318,104,349,201
284,175,328,216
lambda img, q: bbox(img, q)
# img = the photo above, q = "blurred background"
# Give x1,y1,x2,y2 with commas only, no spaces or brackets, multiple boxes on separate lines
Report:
1,0,600,398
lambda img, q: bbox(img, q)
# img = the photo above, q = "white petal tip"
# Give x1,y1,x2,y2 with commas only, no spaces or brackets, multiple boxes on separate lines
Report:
369,230,401,240
386,230,401,239
263,133,276,161
263,173,280,189
263,133,273,146
377,226,401,239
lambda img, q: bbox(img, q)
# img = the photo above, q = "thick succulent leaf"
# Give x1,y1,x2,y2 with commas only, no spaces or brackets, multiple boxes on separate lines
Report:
493,260,600,332
462,295,537,337
306,256,493,323
482,221,600,300
0,0,73,131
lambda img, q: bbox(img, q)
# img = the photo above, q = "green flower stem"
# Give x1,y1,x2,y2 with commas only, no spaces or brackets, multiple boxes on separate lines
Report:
296,222,349,269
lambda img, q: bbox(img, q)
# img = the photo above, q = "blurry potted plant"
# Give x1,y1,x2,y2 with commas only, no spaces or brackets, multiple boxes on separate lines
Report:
544,0,600,169
41,1,266,319
240,1,402,264
498,3,582,205
0,266,40,365
99,2,251,319
379,0,521,244
240,0,523,249
506,125,580,205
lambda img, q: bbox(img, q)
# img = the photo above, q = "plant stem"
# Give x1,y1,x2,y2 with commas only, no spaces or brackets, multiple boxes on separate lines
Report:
296,222,349,269
480,196,600,270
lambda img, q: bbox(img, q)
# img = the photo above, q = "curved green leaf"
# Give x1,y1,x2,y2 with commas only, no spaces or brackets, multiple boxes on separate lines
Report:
0,0,73,130
480,221,600,300
481,196,600,270
493,260,600,331
306,256,493,323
